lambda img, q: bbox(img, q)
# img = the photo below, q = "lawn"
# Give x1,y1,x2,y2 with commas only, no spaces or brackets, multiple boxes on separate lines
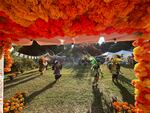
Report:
4,65,136,113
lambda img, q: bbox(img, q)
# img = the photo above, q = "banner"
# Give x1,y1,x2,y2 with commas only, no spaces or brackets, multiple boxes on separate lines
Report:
19,53,24,57
28,56,31,59
24,55,28,58
13,51,46,59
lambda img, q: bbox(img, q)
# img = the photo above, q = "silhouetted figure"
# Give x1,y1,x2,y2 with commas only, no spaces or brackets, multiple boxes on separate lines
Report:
127,54,135,68
52,60,62,80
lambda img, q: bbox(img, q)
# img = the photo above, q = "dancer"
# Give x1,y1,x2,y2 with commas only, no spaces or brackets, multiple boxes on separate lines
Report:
52,60,62,81
110,56,122,82
90,57,103,88
39,56,48,75
127,54,135,69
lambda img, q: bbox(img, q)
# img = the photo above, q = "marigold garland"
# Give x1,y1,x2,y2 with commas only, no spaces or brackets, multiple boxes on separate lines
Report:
0,38,13,72
113,101,138,113
0,0,150,41
3,92,26,113
132,38,150,113
0,1,149,112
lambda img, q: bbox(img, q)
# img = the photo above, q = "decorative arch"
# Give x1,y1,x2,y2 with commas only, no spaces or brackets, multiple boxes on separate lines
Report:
0,0,150,112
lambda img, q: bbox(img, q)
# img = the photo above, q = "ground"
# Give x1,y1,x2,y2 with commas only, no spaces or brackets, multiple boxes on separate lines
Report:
4,65,135,113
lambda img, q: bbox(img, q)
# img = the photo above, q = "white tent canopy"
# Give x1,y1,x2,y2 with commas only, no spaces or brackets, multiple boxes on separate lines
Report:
101,52,114,56
102,50,133,59
115,50,132,57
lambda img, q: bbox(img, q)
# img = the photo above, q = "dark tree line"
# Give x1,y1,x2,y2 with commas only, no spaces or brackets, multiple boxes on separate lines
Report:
15,41,133,58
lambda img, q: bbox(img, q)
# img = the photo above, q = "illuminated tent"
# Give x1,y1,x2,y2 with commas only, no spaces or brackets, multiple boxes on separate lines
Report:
115,50,132,57
101,52,114,56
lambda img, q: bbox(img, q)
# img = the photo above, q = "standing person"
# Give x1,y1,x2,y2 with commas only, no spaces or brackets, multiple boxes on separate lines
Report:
52,60,62,81
39,56,47,75
92,63,103,88
90,57,103,88
110,57,122,82
116,55,123,75
110,59,118,82
44,56,49,70
127,54,135,68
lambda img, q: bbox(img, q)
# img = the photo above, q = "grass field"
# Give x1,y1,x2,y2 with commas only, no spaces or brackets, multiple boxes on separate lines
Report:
4,65,136,113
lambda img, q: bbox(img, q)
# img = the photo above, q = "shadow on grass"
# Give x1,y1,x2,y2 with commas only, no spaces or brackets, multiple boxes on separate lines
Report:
114,82,134,104
21,69,39,75
119,74,132,86
87,88,113,113
4,74,41,90
122,64,135,70
91,88,104,113
64,65,72,69
4,72,39,85
72,65,90,79
27,81,56,103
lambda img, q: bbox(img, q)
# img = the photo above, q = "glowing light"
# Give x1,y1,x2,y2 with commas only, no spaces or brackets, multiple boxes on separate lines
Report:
71,43,74,48
59,39,64,45
28,56,31,59
24,55,28,58
20,54,23,57
98,36,105,45
64,45,66,50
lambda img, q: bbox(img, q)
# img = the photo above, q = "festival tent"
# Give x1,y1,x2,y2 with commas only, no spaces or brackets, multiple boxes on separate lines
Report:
101,52,114,56
100,52,114,60
101,51,133,59
115,50,132,58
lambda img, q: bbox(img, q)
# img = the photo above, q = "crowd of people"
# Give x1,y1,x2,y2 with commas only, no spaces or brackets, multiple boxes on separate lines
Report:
38,54,134,88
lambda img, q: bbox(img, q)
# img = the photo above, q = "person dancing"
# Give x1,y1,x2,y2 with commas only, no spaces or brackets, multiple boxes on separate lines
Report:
52,60,62,81
90,57,103,88
39,56,48,75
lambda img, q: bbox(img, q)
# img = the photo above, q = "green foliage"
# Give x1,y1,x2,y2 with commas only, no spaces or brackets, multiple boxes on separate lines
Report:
11,55,38,73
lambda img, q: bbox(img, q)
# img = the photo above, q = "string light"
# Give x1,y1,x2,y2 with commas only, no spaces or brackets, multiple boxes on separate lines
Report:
98,36,105,45
114,38,117,44
60,39,64,45
71,43,74,48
